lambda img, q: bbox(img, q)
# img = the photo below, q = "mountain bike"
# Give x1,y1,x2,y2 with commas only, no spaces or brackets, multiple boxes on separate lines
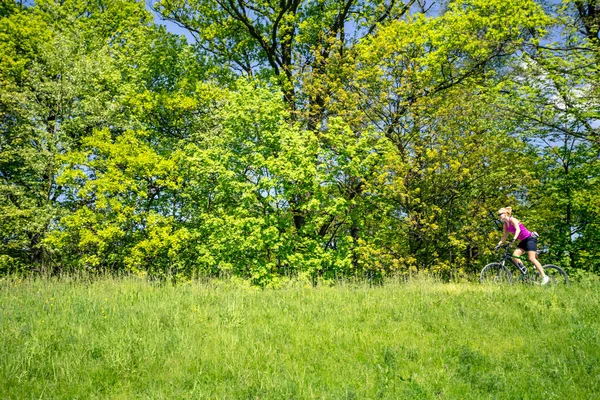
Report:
480,243,569,285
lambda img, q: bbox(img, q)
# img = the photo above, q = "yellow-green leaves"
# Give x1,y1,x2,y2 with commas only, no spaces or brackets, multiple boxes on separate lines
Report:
4,0,599,280
356,0,551,107
50,129,182,272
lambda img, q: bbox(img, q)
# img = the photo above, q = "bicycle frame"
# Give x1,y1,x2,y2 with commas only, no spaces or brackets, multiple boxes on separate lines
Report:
497,244,532,277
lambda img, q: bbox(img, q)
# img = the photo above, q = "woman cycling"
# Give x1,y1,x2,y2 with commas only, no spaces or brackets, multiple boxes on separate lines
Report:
496,207,550,285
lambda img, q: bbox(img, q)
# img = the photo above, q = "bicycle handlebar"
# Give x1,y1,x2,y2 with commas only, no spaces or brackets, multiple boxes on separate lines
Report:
494,243,513,251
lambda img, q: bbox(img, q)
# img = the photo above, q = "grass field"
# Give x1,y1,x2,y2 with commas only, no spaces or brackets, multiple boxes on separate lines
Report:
1,277,599,399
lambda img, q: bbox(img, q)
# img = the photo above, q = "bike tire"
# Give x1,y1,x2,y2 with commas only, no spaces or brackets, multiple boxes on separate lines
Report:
541,264,569,285
480,263,513,284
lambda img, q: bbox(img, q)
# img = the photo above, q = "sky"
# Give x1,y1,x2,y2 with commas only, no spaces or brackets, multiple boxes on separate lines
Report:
146,1,196,43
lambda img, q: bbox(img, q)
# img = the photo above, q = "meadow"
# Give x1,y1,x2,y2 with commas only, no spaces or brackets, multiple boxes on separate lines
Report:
1,276,599,399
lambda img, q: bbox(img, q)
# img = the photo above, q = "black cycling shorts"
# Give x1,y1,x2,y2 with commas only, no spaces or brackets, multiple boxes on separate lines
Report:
517,236,537,252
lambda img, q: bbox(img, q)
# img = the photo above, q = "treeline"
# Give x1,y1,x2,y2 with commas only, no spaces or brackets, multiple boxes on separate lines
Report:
0,0,598,284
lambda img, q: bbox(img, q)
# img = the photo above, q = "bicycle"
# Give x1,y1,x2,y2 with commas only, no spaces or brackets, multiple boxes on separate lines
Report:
480,243,569,285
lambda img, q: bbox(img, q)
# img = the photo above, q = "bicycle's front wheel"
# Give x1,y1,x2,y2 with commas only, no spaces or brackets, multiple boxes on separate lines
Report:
540,265,569,285
480,263,513,284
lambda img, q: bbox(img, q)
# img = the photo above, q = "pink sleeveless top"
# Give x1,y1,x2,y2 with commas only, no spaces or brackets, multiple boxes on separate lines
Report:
505,218,531,241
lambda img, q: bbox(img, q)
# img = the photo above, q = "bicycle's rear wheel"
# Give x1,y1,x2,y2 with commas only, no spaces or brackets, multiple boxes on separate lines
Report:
539,264,569,285
480,263,513,284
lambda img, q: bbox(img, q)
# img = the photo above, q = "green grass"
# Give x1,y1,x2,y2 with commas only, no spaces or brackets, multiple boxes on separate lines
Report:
1,277,599,399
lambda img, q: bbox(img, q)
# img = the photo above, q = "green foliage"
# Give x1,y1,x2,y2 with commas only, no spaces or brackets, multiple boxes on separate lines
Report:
496,0,600,273
1,0,599,281
323,0,551,276
48,128,184,273
176,80,319,283
528,140,600,274
0,0,186,273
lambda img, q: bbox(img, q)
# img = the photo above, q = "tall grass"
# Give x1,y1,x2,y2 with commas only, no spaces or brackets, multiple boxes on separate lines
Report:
1,276,599,399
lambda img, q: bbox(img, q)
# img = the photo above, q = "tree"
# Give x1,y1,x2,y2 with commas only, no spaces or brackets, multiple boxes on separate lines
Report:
313,0,552,274
154,0,418,127
0,0,156,272
497,0,600,273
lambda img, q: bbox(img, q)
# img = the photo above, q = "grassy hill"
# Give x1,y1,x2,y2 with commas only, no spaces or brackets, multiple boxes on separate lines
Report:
1,277,598,399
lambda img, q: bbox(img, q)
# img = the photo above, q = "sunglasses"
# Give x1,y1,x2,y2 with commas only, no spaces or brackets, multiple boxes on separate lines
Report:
498,212,505,216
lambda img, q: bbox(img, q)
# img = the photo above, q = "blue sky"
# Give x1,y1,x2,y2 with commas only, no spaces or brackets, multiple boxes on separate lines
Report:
146,1,196,43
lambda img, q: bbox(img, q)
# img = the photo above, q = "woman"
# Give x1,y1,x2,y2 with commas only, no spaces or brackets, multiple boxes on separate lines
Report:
496,207,550,285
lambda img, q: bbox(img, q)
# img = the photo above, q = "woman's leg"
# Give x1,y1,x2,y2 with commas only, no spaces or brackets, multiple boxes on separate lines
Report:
512,248,524,266
527,251,546,277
